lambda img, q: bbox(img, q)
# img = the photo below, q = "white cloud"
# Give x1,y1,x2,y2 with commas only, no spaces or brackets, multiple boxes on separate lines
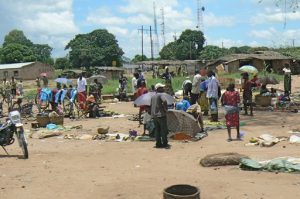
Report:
106,27,129,36
119,0,179,15
250,8,300,25
127,14,153,25
204,13,235,27
0,0,79,57
249,27,278,39
249,28,300,47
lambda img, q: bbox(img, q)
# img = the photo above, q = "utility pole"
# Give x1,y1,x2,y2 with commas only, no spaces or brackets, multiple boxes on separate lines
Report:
153,2,160,57
150,26,154,61
138,26,144,61
161,7,166,47
138,26,154,61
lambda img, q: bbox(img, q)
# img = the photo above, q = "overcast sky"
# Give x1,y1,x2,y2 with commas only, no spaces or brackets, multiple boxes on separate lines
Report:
0,0,300,59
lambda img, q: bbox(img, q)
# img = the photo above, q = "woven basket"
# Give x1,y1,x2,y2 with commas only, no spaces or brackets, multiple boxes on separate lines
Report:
36,114,50,127
49,115,64,125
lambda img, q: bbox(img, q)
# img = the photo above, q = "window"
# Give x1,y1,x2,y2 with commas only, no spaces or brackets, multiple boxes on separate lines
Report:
4,71,8,77
14,71,19,76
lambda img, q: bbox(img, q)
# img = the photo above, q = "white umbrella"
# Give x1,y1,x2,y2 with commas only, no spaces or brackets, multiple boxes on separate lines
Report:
134,92,175,106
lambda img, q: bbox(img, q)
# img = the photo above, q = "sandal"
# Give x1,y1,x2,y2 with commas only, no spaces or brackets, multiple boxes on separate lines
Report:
227,138,233,142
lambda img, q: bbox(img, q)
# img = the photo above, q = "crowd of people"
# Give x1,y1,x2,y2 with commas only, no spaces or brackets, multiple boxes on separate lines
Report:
138,63,295,147
35,73,103,119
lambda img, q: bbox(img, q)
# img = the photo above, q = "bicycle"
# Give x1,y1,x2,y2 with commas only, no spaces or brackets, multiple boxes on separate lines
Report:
11,96,39,121
0,88,13,115
63,92,98,119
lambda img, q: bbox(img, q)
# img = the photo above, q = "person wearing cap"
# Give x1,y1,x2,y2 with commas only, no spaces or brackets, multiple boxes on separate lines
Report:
151,83,170,149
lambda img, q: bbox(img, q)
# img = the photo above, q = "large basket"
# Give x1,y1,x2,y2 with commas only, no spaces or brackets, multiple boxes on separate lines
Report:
49,115,64,125
255,95,272,107
36,114,50,127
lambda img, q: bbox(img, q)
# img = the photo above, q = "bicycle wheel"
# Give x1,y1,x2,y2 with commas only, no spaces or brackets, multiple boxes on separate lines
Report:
62,96,72,117
16,127,28,159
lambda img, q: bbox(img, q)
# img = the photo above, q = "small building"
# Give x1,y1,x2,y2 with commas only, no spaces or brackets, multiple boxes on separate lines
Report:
0,62,55,80
95,67,124,79
137,60,207,76
61,69,85,79
207,51,292,73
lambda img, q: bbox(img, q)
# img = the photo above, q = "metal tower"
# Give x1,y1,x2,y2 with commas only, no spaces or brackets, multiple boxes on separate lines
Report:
196,0,205,31
160,7,166,47
153,2,160,57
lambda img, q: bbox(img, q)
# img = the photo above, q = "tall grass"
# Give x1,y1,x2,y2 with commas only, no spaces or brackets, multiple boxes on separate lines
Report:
101,76,189,95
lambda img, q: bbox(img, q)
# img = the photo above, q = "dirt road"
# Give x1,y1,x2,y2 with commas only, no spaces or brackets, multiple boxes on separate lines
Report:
1,76,300,199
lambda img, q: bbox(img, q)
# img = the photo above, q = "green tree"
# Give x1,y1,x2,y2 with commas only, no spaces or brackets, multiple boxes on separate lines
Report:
1,29,53,64
159,29,205,60
55,57,70,70
0,43,36,63
159,41,177,60
3,29,33,47
33,44,53,63
131,54,148,63
199,45,228,60
176,29,205,60
65,29,124,68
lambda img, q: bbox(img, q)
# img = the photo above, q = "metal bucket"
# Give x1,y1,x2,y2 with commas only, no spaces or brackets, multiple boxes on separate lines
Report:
163,184,200,199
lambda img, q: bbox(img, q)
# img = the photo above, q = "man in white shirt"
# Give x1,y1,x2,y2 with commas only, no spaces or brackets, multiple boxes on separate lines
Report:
77,73,87,109
191,70,201,104
206,71,220,122
77,73,87,94
131,72,139,94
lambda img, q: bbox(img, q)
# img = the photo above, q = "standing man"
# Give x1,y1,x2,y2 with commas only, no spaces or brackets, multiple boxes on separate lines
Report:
77,73,87,109
191,70,201,104
10,76,17,97
42,74,48,87
151,83,170,149
35,77,41,88
206,71,220,122
283,63,291,96
242,75,253,116
131,72,139,94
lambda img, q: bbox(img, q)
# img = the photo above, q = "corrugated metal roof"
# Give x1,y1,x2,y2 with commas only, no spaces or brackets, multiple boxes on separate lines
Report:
0,62,35,70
